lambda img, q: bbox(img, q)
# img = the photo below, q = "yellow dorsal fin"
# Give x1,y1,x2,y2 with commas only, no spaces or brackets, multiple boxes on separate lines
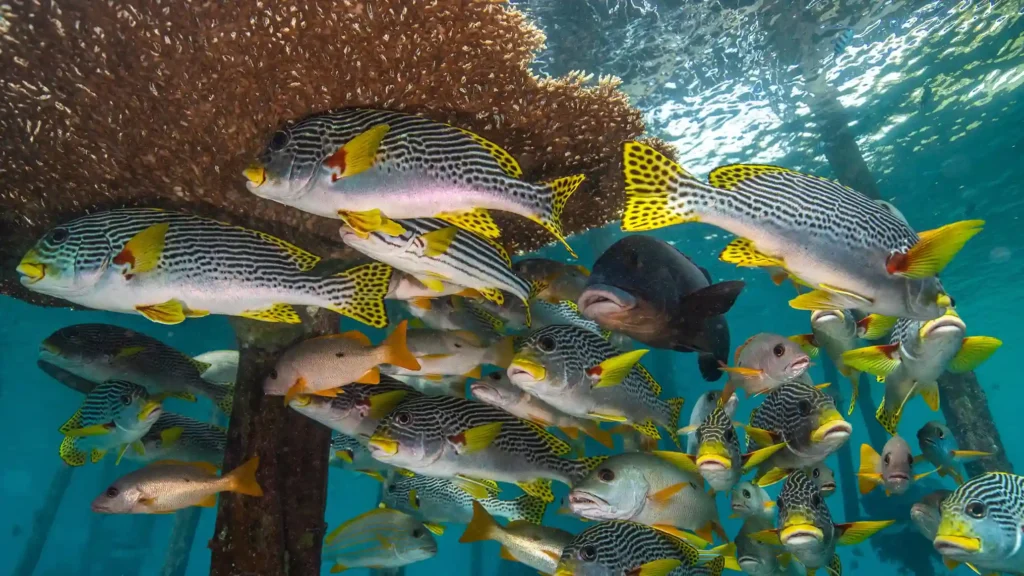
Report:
453,127,523,178
708,164,793,190
58,409,84,435
242,228,321,272
435,209,502,240
521,420,572,455
633,363,662,396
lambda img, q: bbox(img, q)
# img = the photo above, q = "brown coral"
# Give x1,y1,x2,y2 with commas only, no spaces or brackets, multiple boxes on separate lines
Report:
0,0,659,306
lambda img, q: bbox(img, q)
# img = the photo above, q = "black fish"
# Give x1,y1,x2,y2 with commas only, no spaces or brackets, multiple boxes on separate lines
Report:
577,235,744,381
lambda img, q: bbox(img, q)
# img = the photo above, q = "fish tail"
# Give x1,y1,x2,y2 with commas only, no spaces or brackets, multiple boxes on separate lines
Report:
226,456,263,497
581,421,615,450
621,141,707,232
322,262,392,329
198,380,234,415
509,493,548,525
459,501,500,543
382,320,420,371
530,174,585,258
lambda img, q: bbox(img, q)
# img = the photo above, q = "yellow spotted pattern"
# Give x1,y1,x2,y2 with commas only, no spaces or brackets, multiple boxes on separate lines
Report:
453,127,523,178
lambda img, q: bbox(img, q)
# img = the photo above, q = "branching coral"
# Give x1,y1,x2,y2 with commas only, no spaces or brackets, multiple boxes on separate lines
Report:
0,0,666,305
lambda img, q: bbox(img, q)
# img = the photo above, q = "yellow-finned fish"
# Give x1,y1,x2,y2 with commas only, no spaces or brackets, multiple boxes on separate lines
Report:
244,109,584,255
857,435,935,496
91,457,262,513
916,420,992,485
287,379,419,439
383,473,548,528
719,332,811,405
619,141,980,320
459,501,573,574
329,432,396,483
17,208,392,328
382,328,514,380
322,507,437,573
934,473,1024,574
513,258,591,304
58,379,164,467
124,413,226,466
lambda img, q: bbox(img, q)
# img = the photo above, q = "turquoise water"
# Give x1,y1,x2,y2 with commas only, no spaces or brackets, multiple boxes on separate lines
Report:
2,1,1023,575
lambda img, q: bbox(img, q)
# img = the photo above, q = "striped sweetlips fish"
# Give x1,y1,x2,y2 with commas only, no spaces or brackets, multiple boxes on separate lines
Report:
58,379,164,467
619,141,983,321
243,108,585,255
16,208,392,327
933,472,1024,574
125,412,226,466
367,394,605,503
341,217,531,309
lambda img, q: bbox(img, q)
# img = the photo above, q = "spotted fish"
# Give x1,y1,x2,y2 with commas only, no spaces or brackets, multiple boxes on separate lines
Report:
934,473,1024,574
17,208,392,328
288,379,420,439
382,472,548,530
509,325,685,446
842,309,1001,434
619,141,982,320
916,420,992,485
39,323,234,413
58,380,164,467
244,108,584,255
126,413,226,466
367,394,605,503
329,432,396,482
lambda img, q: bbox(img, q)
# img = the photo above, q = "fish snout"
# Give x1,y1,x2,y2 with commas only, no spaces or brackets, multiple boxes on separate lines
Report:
934,535,982,555
367,434,400,457
577,285,637,320
811,415,852,444
16,257,46,285
567,490,610,516
780,523,824,546
507,356,546,385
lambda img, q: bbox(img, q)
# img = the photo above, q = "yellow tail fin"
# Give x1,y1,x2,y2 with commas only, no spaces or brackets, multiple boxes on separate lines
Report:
532,174,585,258
383,320,420,371
227,456,263,497
459,501,500,543
331,263,393,329
620,141,700,232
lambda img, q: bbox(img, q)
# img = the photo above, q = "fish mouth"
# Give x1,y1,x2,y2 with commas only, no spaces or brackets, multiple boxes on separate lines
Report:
507,356,546,383
820,482,837,493
577,285,636,319
887,472,910,482
138,401,163,421
17,258,46,285
934,535,981,555
780,523,824,545
91,501,114,514
787,356,811,374
921,309,966,339
697,453,732,471
567,490,610,515
243,164,266,188
367,434,400,457
811,310,844,324
811,416,852,444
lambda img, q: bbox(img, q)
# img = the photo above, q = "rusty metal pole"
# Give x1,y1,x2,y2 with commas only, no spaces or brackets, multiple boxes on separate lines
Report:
209,312,335,576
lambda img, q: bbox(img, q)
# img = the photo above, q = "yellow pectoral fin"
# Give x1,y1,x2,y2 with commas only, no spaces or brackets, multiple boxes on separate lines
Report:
329,124,390,180
948,336,1002,373
113,222,169,275
588,349,649,388
918,381,940,411
648,482,687,505
424,522,445,536
748,529,783,546
588,412,628,423
756,467,790,487
741,442,787,472
63,424,113,438
719,237,784,268
841,344,901,377
788,334,819,357
137,300,186,324
834,520,895,546
789,290,847,311
353,367,381,385
418,277,448,293
451,422,503,454
367,390,409,419
890,219,984,279
419,227,459,258
651,451,700,475
857,314,898,340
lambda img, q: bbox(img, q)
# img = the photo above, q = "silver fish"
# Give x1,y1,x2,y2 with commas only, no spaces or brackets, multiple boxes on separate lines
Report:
322,507,437,572
58,379,163,467
460,501,574,575
92,457,262,513
934,473,1024,574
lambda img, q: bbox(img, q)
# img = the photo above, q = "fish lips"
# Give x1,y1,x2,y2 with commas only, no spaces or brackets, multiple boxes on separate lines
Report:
780,523,824,546
577,284,637,320
934,534,982,555
567,490,614,518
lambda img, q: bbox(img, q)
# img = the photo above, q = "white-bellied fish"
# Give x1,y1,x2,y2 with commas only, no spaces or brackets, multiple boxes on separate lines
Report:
513,259,591,304
39,323,234,413
619,141,981,320
731,481,776,521
509,325,685,446
244,108,584,254
554,520,733,576
720,333,812,404
746,381,852,485
58,379,164,467
383,472,548,531
911,489,951,541
933,473,1024,574
567,452,726,542
470,370,615,450
459,501,574,575
367,394,605,503
857,435,934,496
382,328,513,380
288,379,419,439
91,457,262,513
17,208,393,327
842,309,1001,434
330,432,396,482
322,507,437,573
263,320,420,404
672,406,787,494
405,294,505,334
916,420,992,485
191,350,239,386
341,217,531,308
391,373,467,397
686,391,738,456
530,299,607,337
804,464,836,498
789,310,896,415
749,470,894,576
578,235,744,382
125,412,226,466
386,270,479,301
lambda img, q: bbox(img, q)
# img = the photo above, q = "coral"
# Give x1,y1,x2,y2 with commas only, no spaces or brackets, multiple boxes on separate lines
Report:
0,0,660,306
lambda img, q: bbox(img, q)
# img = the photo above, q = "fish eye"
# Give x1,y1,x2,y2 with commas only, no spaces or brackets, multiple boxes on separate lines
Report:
268,130,289,151
811,494,822,507
883,454,891,465
395,412,412,425
538,336,557,352
489,372,502,381
773,344,786,358
966,501,986,518
706,392,716,401
454,342,463,349
121,394,132,406
579,545,597,561
597,468,615,482
742,488,751,499
812,468,820,478
412,528,424,538
268,369,278,380
105,486,119,498
50,228,70,244
797,400,811,416
937,428,945,439
387,483,397,493
335,352,345,358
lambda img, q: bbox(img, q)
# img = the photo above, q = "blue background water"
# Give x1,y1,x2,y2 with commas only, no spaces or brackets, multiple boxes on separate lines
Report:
2,1,1021,575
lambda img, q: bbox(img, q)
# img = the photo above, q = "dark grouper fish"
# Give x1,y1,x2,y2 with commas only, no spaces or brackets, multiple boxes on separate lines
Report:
243,108,585,255
619,142,983,321
17,208,392,328
578,235,744,381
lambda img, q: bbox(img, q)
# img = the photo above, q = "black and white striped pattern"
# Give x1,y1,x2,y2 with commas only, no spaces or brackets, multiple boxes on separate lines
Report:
942,473,1024,538
382,473,545,524
71,379,150,430
749,381,839,452
559,520,711,575
136,412,226,463
290,380,419,438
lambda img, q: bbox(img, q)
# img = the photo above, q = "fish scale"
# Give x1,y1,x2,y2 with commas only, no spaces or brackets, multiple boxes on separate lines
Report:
383,473,547,525
748,381,847,474
20,208,392,328
557,520,721,575
289,379,420,438
131,412,226,464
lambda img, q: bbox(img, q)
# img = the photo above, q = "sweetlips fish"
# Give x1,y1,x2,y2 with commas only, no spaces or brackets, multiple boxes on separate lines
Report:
459,501,575,575
685,390,738,456
329,432,396,482
934,473,1024,575
263,320,420,404
125,412,226,466
390,373,467,398
788,310,896,415
513,258,591,304
58,379,164,467
287,379,419,439
92,457,262,513
341,217,531,308
469,370,615,449
803,464,836,498
405,294,505,334
367,394,605,503
749,470,894,576
554,520,734,576
720,333,812,405
842,309,1001,434
509,324,685,446
578,235,744,382
567,452,726,542
386,270,479,301
746,381,852,485
382,472,548,531
733,486,794,576
857,435,934,496
37,359,98,395
17,208,393,328
619,141,981,320
382,328,514,380
39,323,233,413
916,420,991,485
244,108,584,255
730,481,776,521
911,489,951,541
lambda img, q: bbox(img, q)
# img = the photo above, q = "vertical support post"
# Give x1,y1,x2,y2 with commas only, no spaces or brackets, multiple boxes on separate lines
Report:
209,312,335,576
160,508,202,576
13,465,75,576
